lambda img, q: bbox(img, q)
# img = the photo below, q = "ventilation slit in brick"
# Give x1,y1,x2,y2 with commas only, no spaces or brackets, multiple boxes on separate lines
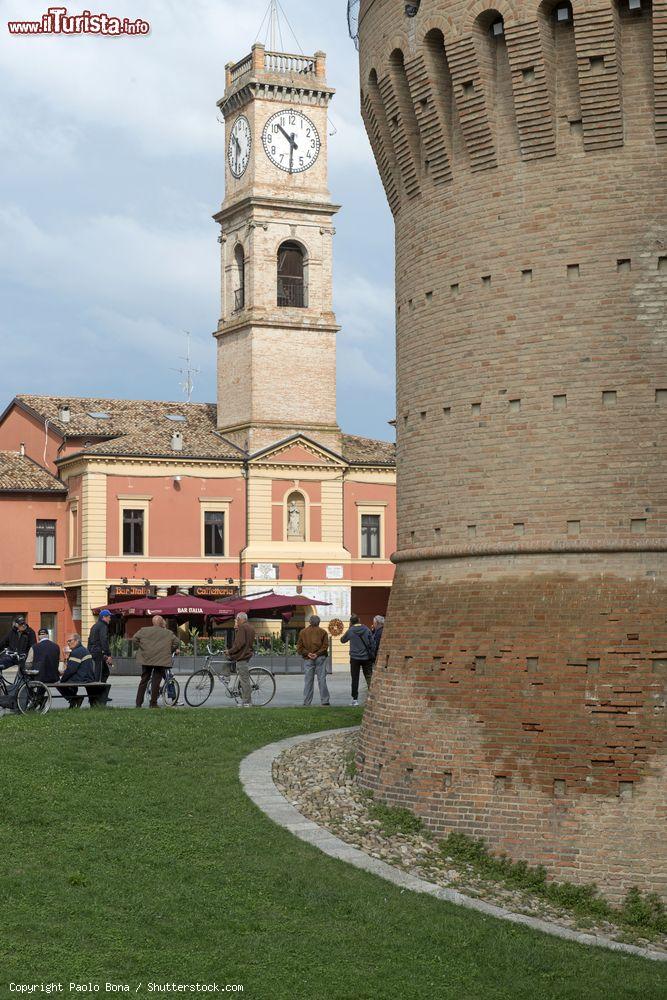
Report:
493,775,508,793
467,524,477,538
567,263,580,279
462,80,475,96
432,656,442,672
553,779,566,798
619,781,633,800
509,398,521,413
420,410,426,421
443,772,453,790
589,55,605,74
587,658,600,675
471,402,481,416
404,655,413,668
522,66,536,83
553,393,567,411
451,282,460,295
658,256,667,272
384,654,390,671
567,520,581,536
434,526,441,540
474,655,486,675
631,518,647,534
425,290,433,300
602,390,617,406
410,531,415,544
514,522,525,535
617,258,631,273
655,389,667,404
443,406,451,416
526,657,539,673
481,275,492,288
522,268,533,281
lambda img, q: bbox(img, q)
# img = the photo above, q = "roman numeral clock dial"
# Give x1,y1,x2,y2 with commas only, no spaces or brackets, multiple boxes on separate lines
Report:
262,110,321,174
228,115,251,178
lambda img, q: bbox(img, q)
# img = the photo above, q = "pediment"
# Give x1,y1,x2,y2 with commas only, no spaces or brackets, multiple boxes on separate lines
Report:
249,434,345,467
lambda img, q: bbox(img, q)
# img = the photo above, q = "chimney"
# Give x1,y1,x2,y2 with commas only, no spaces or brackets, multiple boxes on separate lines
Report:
171,431,183,452
19,442,25,457
58,405,70,424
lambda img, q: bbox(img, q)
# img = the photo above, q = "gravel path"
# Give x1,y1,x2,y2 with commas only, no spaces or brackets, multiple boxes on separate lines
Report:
273,730,667,955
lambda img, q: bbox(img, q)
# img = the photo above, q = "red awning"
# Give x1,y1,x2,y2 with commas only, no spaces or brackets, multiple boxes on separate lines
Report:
213,590,331,618
93,593,235,618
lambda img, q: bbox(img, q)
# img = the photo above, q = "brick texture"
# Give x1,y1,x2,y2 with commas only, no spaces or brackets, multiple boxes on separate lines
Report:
356,0,667,902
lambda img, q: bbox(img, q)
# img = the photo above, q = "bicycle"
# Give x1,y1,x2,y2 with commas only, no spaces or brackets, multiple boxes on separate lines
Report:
158,657,181,708
184,646,276,708
0,650,52,715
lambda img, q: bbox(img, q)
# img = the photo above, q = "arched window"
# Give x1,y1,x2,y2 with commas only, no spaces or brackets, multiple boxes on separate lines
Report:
233,244,245,311
277,241,307,308
286,491,306,541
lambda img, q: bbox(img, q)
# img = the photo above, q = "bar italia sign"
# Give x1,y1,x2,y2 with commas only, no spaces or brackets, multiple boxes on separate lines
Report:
190,585,238,600
108,585,157,600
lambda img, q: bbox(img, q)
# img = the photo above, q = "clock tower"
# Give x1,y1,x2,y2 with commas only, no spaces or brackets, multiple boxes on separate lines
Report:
214,44,341,454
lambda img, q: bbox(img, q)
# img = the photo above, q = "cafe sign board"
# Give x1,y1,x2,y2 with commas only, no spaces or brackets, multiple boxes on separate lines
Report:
108,584,157,601
190,585,238,600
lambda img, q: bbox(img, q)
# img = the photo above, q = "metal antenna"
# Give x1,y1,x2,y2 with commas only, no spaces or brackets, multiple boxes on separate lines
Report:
171,332,201,404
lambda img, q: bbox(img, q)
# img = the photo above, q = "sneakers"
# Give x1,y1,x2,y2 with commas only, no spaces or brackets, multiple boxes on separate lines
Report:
350,698,358,707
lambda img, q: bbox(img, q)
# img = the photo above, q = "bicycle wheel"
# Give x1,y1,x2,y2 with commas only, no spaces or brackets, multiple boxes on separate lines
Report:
247,667,276,707
184,670,214,707
16,681,52,715
160,676,180,708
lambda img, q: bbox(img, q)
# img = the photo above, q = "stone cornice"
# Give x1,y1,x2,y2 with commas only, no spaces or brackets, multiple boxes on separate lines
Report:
393,540,667,564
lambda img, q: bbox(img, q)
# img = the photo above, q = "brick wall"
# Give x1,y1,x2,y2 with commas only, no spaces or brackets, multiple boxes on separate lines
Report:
356,0,667,901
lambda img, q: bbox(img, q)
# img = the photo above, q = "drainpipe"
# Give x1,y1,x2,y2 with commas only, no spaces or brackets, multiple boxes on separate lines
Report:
239,458,249,597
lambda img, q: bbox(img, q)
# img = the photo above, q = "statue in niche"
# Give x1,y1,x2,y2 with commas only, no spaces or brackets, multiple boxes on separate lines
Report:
287,494,305,540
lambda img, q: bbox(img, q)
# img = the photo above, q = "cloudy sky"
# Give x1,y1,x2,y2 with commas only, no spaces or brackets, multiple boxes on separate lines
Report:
0,0,395,441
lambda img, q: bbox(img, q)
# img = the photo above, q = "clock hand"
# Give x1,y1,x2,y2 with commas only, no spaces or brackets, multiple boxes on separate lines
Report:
289,142,294,174
277,123,298,149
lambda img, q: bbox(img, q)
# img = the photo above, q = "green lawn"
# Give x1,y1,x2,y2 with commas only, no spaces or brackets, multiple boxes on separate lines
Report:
1,709,665,1000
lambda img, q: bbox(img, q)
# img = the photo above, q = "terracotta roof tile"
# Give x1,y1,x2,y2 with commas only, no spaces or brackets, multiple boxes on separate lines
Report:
341,433,395,467
0,451,66,492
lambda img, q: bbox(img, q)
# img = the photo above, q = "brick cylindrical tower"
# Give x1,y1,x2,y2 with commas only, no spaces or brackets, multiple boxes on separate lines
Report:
355,0,667,902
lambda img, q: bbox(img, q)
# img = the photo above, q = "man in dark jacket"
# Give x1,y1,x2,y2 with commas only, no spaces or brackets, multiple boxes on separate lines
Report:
88,609,113,705
58,632,95,708
0,616,37,668
371,615,385,661
227,613,255,707
26,627,61,683
341,614,375,707
134,615,179,708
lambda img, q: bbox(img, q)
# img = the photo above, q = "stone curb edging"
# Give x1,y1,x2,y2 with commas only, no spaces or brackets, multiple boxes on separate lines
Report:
239,726,667,964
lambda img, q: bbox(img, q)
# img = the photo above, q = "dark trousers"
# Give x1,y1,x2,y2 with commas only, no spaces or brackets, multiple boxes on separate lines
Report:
90,655,111,706
57,686,84,707
136,666,166,708
350,658,373,700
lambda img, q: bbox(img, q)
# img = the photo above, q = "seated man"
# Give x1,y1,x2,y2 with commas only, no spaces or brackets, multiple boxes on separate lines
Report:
0,616,37,669
58,633,96,708
25,627,61,683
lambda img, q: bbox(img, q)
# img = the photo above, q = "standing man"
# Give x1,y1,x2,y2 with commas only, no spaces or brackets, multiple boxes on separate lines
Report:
341,614,375,707
88,609,113,706
371,615,385,662
227,612,255,707
0,616,37,668
133,615,179,708
26,627,61,683
297,615,330,707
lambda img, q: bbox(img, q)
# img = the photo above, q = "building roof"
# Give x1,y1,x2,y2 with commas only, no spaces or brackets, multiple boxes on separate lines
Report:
341,433,395,467
8,396,395,467
13,395,245,463
0,451,66,493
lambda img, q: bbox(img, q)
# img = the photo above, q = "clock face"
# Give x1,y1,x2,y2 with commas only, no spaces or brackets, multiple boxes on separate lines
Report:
262,109,321,173
228,115,251,179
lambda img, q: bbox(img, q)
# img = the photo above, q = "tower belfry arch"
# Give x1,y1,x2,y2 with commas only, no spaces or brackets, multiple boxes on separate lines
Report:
213,34,340,455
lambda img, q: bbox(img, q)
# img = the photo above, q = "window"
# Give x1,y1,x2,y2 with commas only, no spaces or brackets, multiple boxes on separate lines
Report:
361,514,381,558
123,509,144,555
69,504,78,558
277,241,306,308
40,612,57,640
35,519,56,565
233,244,245,311
204,511,225,557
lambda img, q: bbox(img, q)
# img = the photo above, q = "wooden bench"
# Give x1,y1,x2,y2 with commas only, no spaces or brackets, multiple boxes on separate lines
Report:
46,681,111,705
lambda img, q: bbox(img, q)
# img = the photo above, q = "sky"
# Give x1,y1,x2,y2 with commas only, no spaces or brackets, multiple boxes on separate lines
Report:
0,0,396,441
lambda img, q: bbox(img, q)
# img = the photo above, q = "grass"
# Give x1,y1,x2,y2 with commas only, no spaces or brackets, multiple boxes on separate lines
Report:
367,799,427,838
0,709,665,1000
441,833,667,938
